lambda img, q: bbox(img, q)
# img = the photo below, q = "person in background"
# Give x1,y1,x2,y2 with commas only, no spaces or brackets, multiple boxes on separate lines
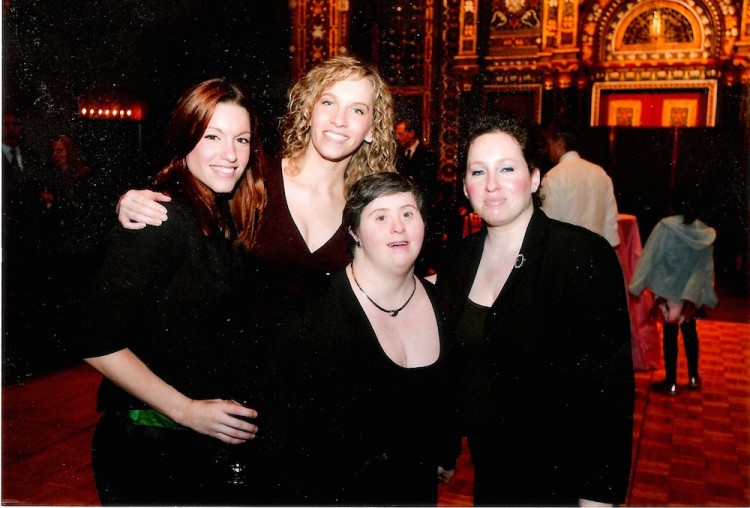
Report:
395,117,442,275
114,56,397,313
436,114,634,506
395,117,438,206
271,172,458,505
2,107,46,382
2,108,37,187
541,122,620,247
80,79,267,505
40,135,111,344
2,108,41,248
629,185,717,395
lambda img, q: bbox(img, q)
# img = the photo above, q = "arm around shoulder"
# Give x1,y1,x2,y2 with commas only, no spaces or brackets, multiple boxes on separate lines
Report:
117,189,171,229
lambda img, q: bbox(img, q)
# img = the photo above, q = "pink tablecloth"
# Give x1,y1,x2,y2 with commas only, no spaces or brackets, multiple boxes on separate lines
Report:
616,214,661,370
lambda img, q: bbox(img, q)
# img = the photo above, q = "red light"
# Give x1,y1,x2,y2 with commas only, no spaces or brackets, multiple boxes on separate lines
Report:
77,97,145,121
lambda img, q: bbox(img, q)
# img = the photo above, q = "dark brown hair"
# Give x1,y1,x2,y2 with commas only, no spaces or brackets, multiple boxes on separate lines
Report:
343,172,424,253
460,114,545,206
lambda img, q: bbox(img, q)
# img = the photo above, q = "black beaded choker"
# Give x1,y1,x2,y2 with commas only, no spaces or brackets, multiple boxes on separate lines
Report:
350,263,417,317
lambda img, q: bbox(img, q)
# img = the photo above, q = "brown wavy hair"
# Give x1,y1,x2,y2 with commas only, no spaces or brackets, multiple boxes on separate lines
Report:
152,78,267,251
280,55,397,193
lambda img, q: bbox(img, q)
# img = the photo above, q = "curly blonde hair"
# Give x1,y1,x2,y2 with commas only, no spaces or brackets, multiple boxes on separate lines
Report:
280,55,397,193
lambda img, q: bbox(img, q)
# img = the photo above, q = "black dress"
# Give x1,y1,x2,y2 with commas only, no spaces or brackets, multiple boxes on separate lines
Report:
270,269,459,506
80,195,268,505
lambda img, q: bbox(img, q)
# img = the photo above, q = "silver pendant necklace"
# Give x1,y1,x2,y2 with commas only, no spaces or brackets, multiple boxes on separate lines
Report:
350,263,417,317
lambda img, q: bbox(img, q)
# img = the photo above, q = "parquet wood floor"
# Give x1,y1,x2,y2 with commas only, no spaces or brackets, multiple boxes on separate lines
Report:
2,319,748,507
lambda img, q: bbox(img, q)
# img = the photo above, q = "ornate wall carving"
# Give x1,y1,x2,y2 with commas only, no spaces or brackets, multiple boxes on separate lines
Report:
288,0,747,171
580,0,740,82
438,0,464,181
290,0,350,79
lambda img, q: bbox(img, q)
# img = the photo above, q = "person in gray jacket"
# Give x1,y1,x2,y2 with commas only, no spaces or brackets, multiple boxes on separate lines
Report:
630,187,718,395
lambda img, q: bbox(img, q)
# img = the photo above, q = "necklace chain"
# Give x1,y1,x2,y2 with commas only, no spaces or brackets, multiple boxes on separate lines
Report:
349,263,417,317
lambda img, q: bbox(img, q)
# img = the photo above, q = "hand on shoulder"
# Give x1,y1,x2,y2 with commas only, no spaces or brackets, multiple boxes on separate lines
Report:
117,189,171,229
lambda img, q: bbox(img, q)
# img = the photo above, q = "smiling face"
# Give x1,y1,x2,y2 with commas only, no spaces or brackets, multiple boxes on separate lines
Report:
352,191,424,272
185,102,251,194
308,77,374,163
464,131,540,228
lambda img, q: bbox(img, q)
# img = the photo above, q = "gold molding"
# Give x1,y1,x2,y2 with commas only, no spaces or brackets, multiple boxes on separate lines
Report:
591,79,717,127
608,100,643,126
662,99,698,126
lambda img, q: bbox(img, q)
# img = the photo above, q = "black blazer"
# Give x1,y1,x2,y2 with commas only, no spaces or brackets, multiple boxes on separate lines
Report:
397,142,438,203
437,207,635,505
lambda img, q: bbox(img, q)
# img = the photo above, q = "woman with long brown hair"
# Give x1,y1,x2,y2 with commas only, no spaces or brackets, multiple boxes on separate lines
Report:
81,78,268,505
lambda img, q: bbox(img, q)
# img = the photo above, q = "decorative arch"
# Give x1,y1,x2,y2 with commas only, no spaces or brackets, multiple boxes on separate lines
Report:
615,2,702,50
607,0,716,61
580,0,731,66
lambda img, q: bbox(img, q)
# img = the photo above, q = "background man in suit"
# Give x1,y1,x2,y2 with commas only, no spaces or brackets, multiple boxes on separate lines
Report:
395,118,438,208
395,117,443,276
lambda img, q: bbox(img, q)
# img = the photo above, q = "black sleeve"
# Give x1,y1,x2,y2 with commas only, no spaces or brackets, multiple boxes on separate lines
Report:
571,238,635,503
78,201,188,358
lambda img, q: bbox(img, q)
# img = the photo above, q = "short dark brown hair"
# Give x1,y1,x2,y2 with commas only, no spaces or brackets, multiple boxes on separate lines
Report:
343,172,425,252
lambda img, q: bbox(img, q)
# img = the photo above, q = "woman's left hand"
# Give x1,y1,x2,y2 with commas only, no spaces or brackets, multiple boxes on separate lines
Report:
181,398,259,444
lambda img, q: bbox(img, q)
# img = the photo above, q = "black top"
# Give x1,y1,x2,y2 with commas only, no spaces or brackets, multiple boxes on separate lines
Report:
269,268,459,506
81,195,264,413
396,142,439,206
437,207,635,505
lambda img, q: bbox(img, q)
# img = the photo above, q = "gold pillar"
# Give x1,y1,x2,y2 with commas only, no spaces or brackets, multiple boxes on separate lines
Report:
290,0,351,80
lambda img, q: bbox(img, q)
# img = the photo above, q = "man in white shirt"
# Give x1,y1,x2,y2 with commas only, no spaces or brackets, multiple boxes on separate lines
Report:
541,127,620,247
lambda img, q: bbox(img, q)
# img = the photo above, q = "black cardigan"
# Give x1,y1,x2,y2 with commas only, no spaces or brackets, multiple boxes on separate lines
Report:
437,207,634,505
81,195,264,413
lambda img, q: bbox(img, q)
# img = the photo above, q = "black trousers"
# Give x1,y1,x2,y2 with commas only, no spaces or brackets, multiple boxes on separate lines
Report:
91,412,267,506
662,319,700,382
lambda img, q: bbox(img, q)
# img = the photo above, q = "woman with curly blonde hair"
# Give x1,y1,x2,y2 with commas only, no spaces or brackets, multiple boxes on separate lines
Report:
280,55,396,191
116,55,397,309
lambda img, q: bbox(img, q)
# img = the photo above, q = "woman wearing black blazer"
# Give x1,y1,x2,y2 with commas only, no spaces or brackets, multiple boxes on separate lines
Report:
436,115,634,506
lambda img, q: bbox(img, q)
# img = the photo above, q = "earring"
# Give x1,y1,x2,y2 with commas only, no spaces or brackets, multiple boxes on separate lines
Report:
356,240,362,248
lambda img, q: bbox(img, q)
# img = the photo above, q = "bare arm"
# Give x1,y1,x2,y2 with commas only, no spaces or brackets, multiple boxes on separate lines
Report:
85,349,258,444
117,189,171,230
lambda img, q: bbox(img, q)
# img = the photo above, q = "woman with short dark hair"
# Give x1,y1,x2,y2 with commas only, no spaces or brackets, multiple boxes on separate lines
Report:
272,172,458,505
437,114,634,506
